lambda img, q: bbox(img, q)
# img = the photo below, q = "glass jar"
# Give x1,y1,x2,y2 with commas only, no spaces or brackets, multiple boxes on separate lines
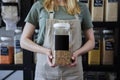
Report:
2,0,18,2
0,36,14,64
14,28,23,64
102,30,114,65
1,4,19,30
88,29,101,65
52,23,71,66
53,23,70,50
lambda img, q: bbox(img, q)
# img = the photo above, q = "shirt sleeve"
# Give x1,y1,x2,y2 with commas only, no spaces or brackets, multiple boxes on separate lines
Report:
81,4,93,30
24,2,40,27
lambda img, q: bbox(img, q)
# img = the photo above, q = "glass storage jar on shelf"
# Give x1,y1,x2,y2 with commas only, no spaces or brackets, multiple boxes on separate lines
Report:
88,29,101,65
1,0,20,30
2,0,18,2
52,23,71,66
0,36,14,64
102,30,114,65
14,28,23,64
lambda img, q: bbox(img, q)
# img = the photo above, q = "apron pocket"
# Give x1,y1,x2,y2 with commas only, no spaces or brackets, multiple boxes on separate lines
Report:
44,63,59,79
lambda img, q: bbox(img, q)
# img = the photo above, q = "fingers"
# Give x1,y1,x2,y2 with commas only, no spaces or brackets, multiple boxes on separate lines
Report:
70,56,77,67
46,49,78,67
47,53,56,67
47,56,54,67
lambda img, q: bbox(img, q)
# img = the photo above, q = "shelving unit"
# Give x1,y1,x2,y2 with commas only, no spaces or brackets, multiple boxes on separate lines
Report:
117,0,120,79
0,0,35,80
83,21,119,68
0,0,120,80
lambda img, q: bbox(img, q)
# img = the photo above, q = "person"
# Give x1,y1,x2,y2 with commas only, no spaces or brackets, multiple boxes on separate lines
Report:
20,0,95,80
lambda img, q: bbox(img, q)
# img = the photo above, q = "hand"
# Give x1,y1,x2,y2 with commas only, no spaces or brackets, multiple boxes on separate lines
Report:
46,49,56,67
70,56,77,67
70,51,79,67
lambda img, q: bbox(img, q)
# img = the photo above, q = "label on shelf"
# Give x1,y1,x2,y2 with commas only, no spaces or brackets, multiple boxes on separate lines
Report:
1,46,9,55
94,0,103,7
105,40,114,50
0,46,14,64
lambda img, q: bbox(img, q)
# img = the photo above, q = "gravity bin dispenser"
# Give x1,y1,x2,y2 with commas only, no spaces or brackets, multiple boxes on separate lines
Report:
1,0,20,30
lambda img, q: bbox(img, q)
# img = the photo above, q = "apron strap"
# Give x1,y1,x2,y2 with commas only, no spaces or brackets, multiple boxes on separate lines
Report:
74,14,79,20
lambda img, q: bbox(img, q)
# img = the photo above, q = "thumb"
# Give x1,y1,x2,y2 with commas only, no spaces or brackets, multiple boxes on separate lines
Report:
72,56,75,60
48,55,53,59
46,49,53,59
71,56,75,63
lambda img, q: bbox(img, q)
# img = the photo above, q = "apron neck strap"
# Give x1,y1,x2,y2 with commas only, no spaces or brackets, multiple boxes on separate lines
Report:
49,11,79,20
74,14,79,20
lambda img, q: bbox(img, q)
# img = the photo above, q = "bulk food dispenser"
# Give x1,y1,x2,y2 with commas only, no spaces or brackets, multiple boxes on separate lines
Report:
1,0,20,30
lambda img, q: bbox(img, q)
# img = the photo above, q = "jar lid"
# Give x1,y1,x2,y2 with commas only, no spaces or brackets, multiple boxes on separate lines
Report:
94,30,100,33
103,30,113,34
0,36,11,41
15,29,22,33
2,0,18,2
53,23,70,29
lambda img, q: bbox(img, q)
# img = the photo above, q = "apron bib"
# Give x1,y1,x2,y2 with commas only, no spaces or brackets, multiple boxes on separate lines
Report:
35,12,83,80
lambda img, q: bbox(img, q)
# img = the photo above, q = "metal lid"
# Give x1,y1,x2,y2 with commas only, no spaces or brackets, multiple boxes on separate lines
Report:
103,30,113,34
15,29,22,33
53,23,70,29
0,36,11,41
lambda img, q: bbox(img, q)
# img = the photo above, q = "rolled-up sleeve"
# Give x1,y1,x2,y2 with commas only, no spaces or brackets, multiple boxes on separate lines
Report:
24,2,39,27
81,4,93,30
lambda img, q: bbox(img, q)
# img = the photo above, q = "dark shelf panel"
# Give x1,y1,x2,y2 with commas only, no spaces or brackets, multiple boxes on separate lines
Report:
83,65,117,72
93,22,118,28
0,64,24,70
23,64,35,70
0,64,116,72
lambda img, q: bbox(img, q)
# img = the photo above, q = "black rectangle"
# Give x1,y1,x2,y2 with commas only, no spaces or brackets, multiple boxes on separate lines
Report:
55,35,69,50
94,0,103,7
94,40,99,50
1,46,8,55
79,0,88,3
108,0,117,2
